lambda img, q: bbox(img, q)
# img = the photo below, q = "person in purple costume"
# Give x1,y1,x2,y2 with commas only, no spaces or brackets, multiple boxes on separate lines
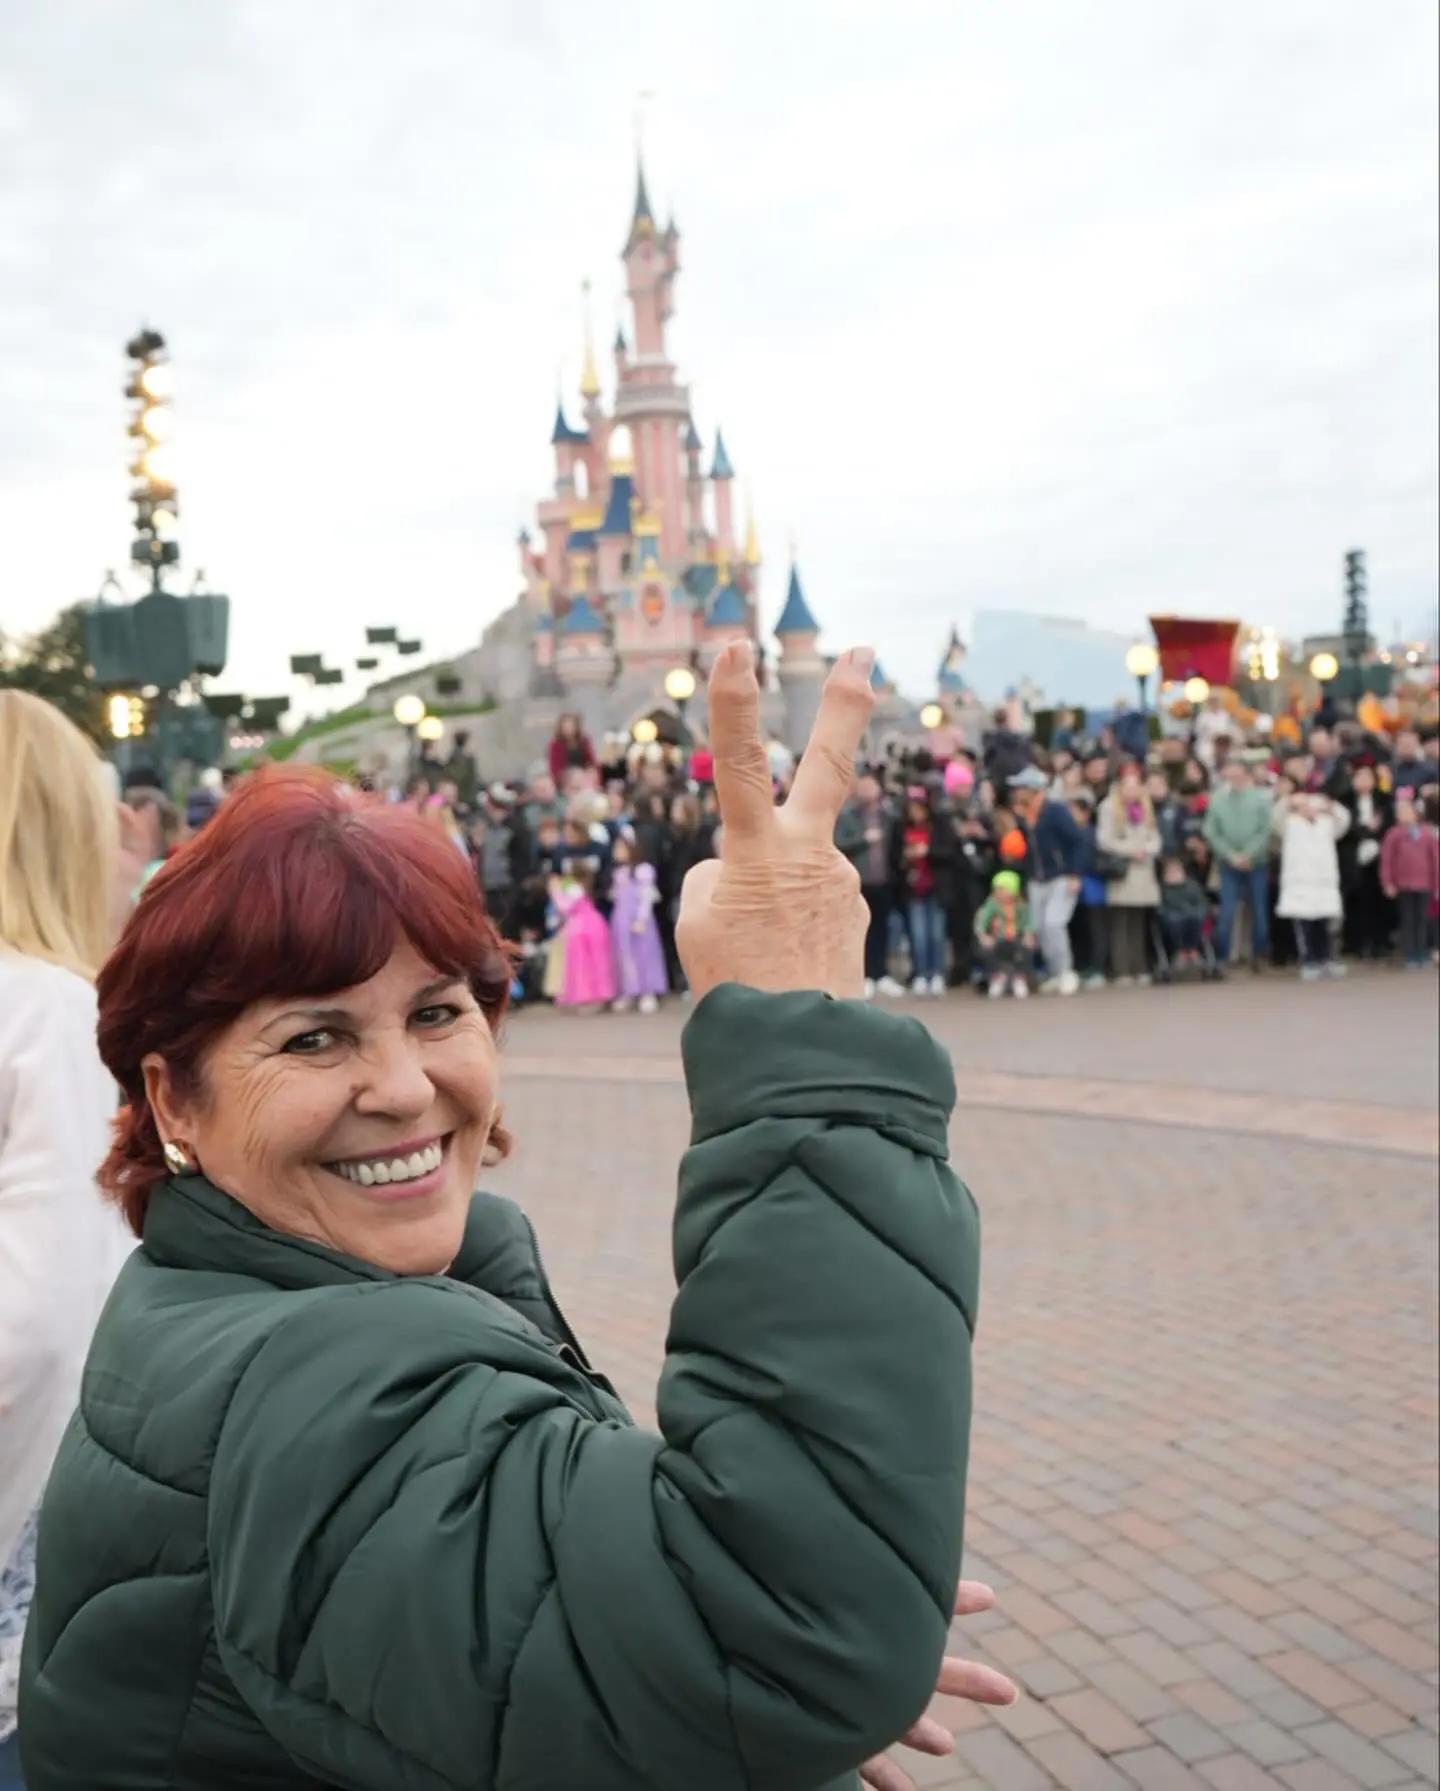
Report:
609,835,669,1013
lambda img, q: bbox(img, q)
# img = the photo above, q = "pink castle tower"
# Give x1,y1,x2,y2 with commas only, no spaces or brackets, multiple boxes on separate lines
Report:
522,159,776,691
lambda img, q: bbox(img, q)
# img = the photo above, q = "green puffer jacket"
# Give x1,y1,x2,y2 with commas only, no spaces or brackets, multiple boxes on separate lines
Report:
21,987,980,1791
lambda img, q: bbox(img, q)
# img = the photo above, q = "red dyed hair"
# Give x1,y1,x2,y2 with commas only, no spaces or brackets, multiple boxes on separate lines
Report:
96,765,513,1235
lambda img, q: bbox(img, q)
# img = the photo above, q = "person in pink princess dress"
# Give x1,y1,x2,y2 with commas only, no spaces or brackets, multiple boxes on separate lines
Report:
608,837,669,1014
551,869,616,1011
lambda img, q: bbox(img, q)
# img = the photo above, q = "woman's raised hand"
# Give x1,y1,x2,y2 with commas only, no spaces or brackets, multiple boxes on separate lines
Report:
677,639,874,1002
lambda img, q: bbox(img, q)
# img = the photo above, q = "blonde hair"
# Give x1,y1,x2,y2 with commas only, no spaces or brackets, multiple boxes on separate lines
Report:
0,690,118,979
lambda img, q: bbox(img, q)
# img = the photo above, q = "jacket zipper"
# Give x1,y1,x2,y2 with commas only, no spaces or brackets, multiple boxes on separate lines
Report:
520,1214,593,1369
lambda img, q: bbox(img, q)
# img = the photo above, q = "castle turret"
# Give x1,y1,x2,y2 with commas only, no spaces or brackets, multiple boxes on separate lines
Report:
619,156,687,561
774,562,825,750
710,429,735,563
937,625,968,696
703,574,751,668
683,418,705,551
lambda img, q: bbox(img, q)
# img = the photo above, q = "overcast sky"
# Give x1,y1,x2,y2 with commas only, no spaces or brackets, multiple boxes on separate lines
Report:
2,0,1436,712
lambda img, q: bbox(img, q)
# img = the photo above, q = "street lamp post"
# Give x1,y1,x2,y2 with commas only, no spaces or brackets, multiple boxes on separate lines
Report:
1124,642,1159,712
663,665,697,730
919,702,945,732
1183,676,1210,706
393,693,426,778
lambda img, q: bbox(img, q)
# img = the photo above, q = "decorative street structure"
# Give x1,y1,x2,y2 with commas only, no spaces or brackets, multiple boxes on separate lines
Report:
83,329,231,776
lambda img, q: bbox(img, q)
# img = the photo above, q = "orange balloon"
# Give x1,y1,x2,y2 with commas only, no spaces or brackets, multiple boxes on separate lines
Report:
999,828,1027,863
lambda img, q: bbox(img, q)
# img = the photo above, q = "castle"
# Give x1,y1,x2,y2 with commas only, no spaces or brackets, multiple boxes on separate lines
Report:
355,162,966,776
515,158,834,749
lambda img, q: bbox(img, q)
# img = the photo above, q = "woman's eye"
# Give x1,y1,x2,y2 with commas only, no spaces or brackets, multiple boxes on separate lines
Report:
413,1003,461,1029
282,1029,337,1055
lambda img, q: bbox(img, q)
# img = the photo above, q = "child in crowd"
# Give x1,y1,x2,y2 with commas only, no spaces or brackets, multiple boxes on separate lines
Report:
608,835,668,1013
973,869,1036,1000
550,867,616,1010
1275,791,1350,980
1158,856,1208,967
1381,795,1440,969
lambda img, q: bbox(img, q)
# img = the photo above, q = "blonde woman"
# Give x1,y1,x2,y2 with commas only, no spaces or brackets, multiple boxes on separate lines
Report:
0,692,137,1781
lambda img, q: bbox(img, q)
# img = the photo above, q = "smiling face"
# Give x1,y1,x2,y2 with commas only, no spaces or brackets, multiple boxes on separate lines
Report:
142,938,499,1275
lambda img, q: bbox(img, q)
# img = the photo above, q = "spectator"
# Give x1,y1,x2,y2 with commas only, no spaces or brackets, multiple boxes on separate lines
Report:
1148,770,1190,859
899,788,952,998
1157,857,1208,968
982,706,1031,783
445,729,480,811
1067,789,1109,989
836,771,903,998
973,869,1035,999
1390,728,1439,799
1205,758,1273,972
1096,763,1161,986
1381,794,1440,968
547,712,597,785
1275,790,1350,979
1008,764,1085,995
1340,762,1393,959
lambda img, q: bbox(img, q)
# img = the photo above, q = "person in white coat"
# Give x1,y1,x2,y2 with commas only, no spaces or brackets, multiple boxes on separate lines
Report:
1275,790,1352,979
0,692,140,1775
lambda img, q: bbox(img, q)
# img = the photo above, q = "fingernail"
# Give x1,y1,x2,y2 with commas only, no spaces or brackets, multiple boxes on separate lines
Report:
730,640,754,673
848,646,875,674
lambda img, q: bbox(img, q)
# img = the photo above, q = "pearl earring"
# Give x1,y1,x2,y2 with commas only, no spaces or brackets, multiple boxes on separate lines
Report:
163,1141,192,1176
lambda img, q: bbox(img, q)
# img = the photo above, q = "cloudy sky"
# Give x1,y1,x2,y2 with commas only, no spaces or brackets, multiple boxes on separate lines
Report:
2,0,1436,713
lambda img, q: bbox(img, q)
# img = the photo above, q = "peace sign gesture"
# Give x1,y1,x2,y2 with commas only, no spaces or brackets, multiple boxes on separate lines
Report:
677,639,875,1002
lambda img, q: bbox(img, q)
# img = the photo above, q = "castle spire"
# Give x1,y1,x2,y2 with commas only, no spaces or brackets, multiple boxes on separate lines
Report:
743,488,761,565
775,563,819,638
579,280,600,400
709,427,734,481
624,155,656,254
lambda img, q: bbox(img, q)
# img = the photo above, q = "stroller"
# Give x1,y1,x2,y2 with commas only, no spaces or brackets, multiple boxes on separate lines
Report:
1149,909,1222,983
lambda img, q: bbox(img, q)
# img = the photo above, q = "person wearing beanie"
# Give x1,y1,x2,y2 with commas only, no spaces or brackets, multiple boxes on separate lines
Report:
973,869,1036,999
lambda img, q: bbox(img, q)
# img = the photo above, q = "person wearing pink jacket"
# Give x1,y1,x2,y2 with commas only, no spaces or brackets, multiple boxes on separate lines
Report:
1380,795,1440,968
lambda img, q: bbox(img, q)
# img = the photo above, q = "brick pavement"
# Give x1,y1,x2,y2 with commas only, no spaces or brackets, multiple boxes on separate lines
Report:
491,982,1439,1788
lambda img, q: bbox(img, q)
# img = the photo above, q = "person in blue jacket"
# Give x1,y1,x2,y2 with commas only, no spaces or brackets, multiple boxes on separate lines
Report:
1008,765,1087,993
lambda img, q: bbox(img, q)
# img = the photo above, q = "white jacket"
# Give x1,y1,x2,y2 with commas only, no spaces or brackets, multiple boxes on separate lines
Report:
0,954,133,1574
1276,802,1351,921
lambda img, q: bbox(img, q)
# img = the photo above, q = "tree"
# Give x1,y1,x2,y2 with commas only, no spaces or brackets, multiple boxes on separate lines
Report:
0,603,109,745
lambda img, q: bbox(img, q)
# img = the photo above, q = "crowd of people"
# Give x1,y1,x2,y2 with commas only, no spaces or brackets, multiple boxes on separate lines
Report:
358,704,1440,1009
114,703,1440,1014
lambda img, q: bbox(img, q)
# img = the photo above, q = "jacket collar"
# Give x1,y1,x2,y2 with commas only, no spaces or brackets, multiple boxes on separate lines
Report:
143,1173,549,1311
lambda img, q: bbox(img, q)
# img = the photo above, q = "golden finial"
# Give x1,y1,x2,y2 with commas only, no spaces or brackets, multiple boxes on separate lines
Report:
579,280,600,400
717,546,731,585
743,486,760,565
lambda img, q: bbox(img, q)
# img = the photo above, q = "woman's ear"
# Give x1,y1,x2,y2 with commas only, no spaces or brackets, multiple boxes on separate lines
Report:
142,1053,192,1144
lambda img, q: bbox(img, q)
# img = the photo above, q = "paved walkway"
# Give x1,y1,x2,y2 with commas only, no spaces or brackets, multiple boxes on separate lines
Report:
491,971,1439,1790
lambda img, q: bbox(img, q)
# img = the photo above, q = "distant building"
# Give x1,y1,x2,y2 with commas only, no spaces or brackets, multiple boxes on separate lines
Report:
964,610,1136,712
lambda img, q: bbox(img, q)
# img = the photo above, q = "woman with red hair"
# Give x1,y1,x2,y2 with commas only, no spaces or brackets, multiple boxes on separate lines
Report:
18,648,1009,1790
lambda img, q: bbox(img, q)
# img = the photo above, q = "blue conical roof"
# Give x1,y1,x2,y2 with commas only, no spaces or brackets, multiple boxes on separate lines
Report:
869,659,888,691
683,418,703,455
560,594,606,637
774,565,818,637
597,473,634,536
708,582,748,628
550,401,588,446
710,428,734,480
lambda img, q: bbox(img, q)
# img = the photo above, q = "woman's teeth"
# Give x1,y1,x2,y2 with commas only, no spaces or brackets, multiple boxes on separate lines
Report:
332,1141,444,1187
